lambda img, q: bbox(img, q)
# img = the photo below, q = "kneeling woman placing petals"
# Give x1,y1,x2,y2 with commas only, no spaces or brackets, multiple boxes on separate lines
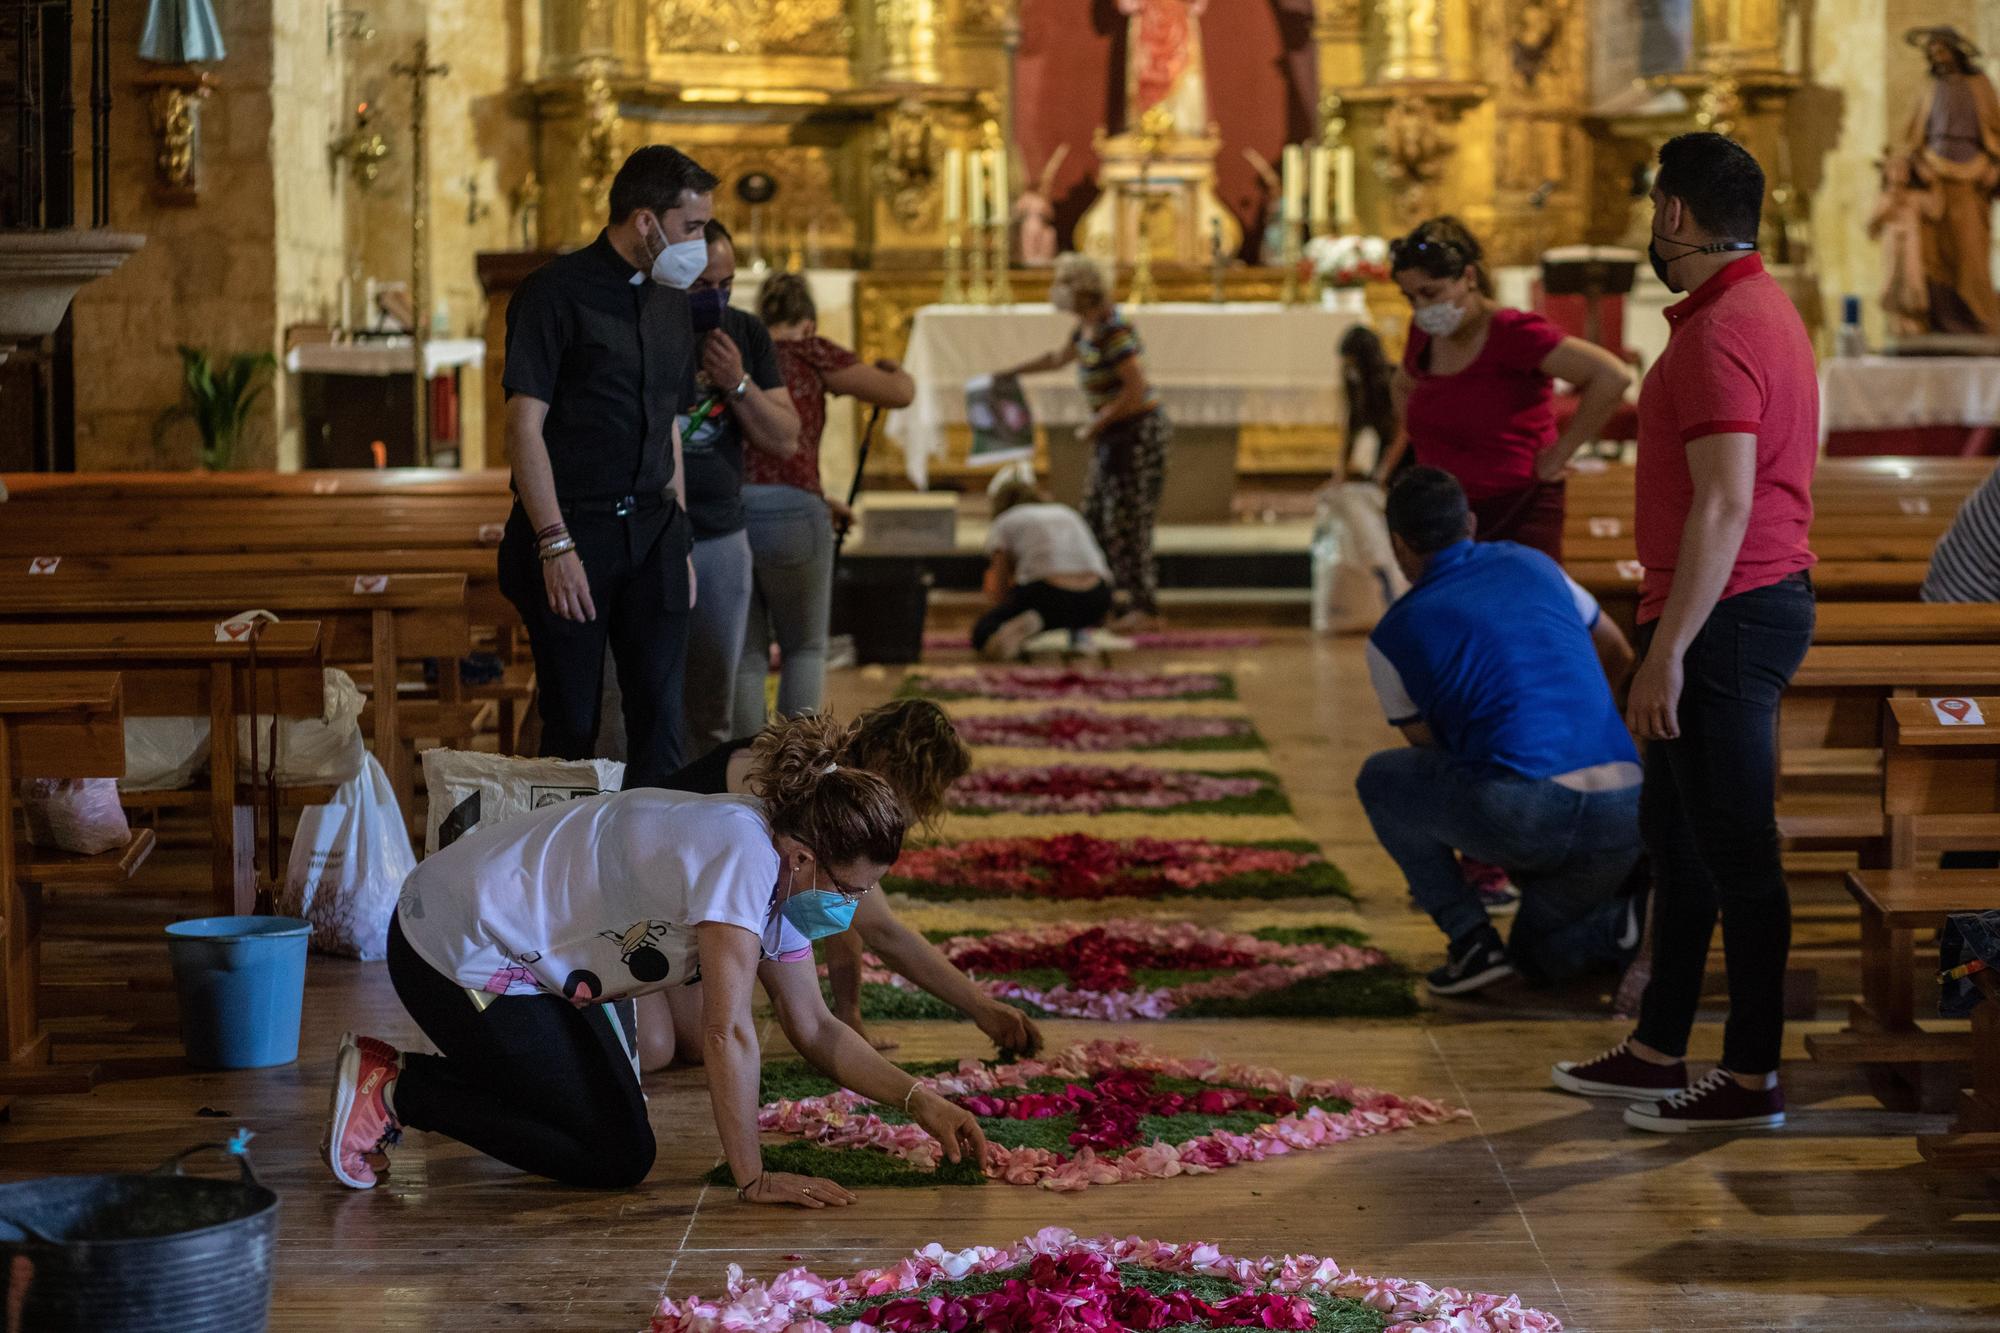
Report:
321,714,990,1206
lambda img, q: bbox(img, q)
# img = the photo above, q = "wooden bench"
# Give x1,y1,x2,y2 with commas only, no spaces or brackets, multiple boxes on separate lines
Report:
0,622,325,914
0,672,128,1101
1918,969,2000,1171
1811,603,2000,645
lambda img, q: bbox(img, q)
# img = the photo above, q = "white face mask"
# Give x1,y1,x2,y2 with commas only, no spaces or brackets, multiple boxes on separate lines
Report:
645,217,708,289
1412,300,1468,338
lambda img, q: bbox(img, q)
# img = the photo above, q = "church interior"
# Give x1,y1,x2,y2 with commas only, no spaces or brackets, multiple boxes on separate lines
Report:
3,0,2000,1329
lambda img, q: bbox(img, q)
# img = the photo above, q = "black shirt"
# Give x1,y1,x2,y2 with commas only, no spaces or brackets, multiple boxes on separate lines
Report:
660,737,753,795
502,231,694,504
680,307,784,539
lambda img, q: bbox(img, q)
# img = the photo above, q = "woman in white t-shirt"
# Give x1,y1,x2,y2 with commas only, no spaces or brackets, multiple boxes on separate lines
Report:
973,472,1114,660
321,715,989,1206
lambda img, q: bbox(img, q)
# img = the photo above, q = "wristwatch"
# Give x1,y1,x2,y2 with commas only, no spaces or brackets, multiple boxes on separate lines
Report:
731,374,750,401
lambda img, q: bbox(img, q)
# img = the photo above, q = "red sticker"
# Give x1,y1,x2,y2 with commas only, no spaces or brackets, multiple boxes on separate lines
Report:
1615,560,1643,582
217,620,253,642
27,556,60,574
1900,496,1930,516
310,477,341,495
1930,697,1985,726
1588,517,1622,538
353,575,389,594
477,522,505,544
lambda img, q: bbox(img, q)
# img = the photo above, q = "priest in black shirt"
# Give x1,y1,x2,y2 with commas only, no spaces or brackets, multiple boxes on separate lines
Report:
498,145,714,785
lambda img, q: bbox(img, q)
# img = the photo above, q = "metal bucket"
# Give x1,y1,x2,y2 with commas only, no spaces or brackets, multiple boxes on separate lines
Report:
0,1143,278,1332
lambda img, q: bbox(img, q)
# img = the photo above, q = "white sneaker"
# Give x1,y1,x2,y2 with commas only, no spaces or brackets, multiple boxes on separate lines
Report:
982,609,1044,661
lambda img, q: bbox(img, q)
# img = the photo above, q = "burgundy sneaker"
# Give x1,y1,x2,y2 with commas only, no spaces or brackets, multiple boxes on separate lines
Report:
1551,1040,1688,1100
1624,1069,1785,1133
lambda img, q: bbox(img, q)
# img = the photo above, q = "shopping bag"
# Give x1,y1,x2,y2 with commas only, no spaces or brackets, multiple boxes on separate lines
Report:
19,778,131,855
420,749,625,855
236,668,367,786
121,717,211,791
281,754,416,960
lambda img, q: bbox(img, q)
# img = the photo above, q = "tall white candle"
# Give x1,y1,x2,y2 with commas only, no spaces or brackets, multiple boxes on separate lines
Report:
1281,144,1304,232
1335,145,1356,231
968,151,986,227
944,147,963,223
1308,146,1330,234
987,146,1009,226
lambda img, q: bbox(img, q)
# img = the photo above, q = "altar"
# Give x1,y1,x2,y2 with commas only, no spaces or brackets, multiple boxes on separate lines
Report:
1818,356,2000,457
887,301,1367,493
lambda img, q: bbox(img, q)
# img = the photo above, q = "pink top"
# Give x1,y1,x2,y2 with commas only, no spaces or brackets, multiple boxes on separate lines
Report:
1401,308,1568,500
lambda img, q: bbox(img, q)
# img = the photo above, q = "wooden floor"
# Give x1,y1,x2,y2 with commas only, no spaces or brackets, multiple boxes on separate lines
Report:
5,631,1998,1331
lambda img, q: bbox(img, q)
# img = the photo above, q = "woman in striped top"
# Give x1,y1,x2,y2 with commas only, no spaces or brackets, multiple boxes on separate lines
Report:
1922,462,2000,603
997,254,1171,630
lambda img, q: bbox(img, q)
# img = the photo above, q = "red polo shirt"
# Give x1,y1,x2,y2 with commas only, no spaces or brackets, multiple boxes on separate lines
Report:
1634,255,1817,622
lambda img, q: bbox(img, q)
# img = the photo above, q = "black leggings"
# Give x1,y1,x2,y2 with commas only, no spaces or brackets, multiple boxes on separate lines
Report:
970,579,1114,650
386,914,655,1188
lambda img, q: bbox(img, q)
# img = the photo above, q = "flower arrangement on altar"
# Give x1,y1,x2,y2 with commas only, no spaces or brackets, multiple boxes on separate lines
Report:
883,833,1351,902
856,920,1415,1022
904,666,1234,703
947,764,1287,816
1305,233,1392,287
717,1040,1458,1194
951,707,1264,752
652,1229,1563,1333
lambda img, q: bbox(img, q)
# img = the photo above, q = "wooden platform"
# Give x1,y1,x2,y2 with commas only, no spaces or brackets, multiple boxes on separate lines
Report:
1,632,1995,1332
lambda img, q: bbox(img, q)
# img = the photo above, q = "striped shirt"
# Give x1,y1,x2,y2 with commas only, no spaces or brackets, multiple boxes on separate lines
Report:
1923,465,2000,602
1073,309,1158,415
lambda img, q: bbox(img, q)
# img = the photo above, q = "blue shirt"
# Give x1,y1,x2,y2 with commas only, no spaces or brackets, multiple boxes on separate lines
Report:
1366,540,1637,779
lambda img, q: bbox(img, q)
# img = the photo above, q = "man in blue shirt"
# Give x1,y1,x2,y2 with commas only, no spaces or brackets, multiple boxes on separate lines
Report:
1357,468,1645,996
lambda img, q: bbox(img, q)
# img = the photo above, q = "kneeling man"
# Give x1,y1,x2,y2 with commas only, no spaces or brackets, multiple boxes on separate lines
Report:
1357,468,1644,996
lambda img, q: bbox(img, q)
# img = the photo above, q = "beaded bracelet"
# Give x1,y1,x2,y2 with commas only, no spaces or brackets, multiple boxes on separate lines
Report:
735,1174,762,1201
538,536,577,562
534,521,568,542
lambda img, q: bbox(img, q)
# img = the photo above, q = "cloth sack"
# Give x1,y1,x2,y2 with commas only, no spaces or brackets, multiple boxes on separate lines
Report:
19,779,132,856
281,753,415,960
420,749,626,855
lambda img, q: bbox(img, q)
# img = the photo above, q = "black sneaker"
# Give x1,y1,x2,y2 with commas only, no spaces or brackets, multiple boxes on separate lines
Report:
1427,927,1515,996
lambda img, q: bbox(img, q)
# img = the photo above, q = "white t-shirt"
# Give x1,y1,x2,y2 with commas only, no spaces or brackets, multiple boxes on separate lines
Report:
986,503,1111,585
395,789,809,1004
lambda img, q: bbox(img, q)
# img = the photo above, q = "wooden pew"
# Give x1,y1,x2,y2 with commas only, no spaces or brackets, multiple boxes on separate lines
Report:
0,468,513,500
1918,968,2000,1171
0,575,471,811
1812,603,2000,645
0,622,325,914
1805,697,2000,1109
1572,562,1937,636
0,672,128,1098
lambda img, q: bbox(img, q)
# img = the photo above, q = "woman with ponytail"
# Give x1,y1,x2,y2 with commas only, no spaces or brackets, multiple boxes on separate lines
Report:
321,713,989,1205
647,700,1043,1062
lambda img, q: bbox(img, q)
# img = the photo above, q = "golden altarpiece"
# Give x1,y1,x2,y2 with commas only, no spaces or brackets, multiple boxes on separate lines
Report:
481,0,1813,487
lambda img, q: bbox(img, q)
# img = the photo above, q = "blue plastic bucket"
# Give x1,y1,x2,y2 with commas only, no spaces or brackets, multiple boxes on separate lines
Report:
164,918,311,1069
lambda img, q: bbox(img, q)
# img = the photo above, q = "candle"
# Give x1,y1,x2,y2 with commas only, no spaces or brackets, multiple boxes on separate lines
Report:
968,151,986,227
1281,144,1304,232
1335,145,1355,231
1308,146,1330,234
944,147,963,223
987,146,1009,225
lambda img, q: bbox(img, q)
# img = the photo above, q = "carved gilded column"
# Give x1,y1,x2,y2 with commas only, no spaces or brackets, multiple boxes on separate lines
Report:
1694,0,1785,75
877,0,945,83
1334,0,1487,236
1381,0,1447,82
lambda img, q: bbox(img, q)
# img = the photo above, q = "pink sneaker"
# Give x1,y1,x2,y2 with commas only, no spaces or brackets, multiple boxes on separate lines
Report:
323,1033,404,1189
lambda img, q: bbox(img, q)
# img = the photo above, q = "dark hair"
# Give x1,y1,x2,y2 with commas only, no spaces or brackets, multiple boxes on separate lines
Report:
1385,466,1472,555
841,699,971,834
1339,326,1396,467
608,145,719,223
1389,216,1494,296
704,218,733,247
756,271,817,328
747,713,906,867
1654,132,1764,242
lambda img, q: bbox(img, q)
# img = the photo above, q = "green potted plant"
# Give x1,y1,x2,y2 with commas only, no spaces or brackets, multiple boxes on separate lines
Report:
175,344,275,469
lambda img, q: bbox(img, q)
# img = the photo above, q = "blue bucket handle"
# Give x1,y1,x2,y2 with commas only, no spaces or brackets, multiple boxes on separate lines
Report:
152,1130,264,1190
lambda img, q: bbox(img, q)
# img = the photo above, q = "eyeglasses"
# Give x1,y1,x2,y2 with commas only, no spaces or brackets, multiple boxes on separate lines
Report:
805,851,871,901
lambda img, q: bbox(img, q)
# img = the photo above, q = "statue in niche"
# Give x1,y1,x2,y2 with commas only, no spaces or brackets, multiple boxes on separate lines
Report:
1896,25,2000,334
1509,0,1565,92
1117,0,1212,138
1013,143,1068,266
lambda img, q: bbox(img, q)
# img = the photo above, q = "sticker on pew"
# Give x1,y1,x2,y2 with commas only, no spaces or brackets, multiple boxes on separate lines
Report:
311,478,342,495
477,523,505,544
1588,517,1622,538
215,619,257,643
27,556,60,574
1614,559,1644,582
353,575,389,594
1900,497,1931,516
1929,697,1986,727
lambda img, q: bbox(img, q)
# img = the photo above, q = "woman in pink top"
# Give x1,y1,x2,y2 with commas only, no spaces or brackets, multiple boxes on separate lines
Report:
1375,217,1632,560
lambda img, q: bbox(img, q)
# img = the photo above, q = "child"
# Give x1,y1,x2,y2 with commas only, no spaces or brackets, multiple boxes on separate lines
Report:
973,465,1114,660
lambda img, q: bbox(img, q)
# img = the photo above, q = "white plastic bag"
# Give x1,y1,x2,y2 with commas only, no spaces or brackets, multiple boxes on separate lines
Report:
120,718,211,791
19,779,132,855
237,668,366,787
421,749,625,855
1311,482,1410,635
281,754,415,960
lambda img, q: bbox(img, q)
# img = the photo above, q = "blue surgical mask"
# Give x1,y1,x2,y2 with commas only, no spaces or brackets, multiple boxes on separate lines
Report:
780,887,857,941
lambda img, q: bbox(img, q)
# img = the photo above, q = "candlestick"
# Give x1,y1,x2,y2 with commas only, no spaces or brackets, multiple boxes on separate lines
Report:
967,151,987,228
944,146,963,224
989,217,1013,304
987,145,1008,227
1335,145,1356,234
942,227,965,303
1308,146,1330,236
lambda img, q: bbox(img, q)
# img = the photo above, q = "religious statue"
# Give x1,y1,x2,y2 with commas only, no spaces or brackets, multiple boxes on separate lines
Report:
1869,152,1935,337
1012,143,1068,266
1117,0,1211,137
1896,26,2000,334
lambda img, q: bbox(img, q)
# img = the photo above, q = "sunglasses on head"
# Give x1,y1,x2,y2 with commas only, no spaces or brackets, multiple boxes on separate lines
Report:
1389,236,1466,271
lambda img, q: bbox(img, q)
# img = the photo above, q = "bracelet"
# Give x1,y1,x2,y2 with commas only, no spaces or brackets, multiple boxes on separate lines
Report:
903,1081,923,1112
534,522,568,541
537,537,577,561
735,1174,762,1201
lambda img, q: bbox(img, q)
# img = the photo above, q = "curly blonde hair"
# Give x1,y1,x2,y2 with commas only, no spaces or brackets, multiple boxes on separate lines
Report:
1051,251,1110,306
746,713,907,865
842,699,971,833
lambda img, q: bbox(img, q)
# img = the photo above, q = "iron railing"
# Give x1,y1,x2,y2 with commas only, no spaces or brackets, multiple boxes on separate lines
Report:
0,0,109,230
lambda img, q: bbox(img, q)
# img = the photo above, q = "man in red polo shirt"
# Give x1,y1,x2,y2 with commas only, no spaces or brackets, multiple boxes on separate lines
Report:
1552,132,1817,1132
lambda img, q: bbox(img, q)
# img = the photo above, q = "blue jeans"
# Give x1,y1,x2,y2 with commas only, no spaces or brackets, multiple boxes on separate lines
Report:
732,484,835,733
1356,746,1642,981
684,528,754,753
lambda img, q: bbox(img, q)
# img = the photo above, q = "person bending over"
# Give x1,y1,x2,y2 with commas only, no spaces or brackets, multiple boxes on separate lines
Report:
322,714,989,1205
1355,467,1644,997
973,467,1114,660
646,699,1043,1063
